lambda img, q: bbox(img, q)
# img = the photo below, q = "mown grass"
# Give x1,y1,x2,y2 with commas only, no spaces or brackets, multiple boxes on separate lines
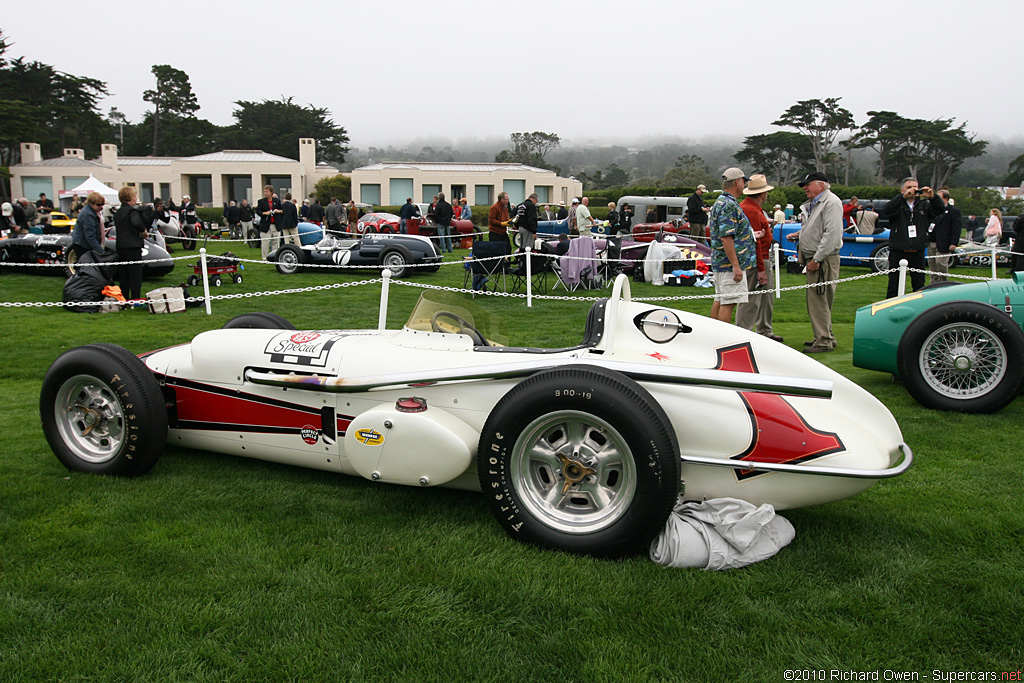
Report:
1,241,1021,682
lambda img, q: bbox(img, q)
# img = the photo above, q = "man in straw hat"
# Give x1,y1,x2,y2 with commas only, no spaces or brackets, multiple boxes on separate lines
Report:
794,172,842,353
708,168,756,323
736,174,783,342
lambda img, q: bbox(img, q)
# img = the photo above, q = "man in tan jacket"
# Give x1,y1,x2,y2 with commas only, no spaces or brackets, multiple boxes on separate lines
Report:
794,172,843,354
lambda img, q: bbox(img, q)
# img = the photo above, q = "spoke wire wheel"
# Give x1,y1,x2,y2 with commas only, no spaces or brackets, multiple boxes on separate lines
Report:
871,245,889,273
510,410,636,534
920,323,1007,399
54,373,125,464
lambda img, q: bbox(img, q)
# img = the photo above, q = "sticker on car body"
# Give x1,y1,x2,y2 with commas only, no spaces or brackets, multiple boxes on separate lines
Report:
354,428,384,446
263,331,372,367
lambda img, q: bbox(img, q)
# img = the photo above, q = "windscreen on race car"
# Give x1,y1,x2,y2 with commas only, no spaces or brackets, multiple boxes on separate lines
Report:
404,290,510,347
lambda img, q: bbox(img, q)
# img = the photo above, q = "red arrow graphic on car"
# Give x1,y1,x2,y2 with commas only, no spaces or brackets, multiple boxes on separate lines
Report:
714,343,845,481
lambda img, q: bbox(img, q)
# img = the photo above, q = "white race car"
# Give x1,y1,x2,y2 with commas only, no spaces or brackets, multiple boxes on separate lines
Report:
40,276,912,558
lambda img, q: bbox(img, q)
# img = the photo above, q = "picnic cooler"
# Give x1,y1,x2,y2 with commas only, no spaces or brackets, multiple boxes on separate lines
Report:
147,286,187,314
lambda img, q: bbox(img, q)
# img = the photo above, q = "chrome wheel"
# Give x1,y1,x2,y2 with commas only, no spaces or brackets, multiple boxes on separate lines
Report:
871,245,890,273
920,323,1007,399
382,251,408,277
277,249,300,274
510,410,637,534
54,374,125,464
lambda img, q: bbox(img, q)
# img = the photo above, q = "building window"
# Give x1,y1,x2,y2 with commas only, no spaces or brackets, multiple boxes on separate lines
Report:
421,184,441,203
389,178,413,206
360,184,381,205
22,177,54,203
63,177,88,190
160,183,171,201
535,186,552,204
140,183,154,204
503,179,526,205
474,185,493,206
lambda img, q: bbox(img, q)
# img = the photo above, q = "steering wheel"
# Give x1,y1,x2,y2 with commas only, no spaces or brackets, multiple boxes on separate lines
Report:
431,311,488,346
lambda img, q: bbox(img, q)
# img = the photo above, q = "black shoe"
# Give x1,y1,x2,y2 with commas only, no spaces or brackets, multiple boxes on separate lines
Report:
765,334,784,342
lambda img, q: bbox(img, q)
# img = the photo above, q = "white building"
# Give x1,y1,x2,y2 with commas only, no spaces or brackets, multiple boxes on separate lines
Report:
349,161,582,207
8,138,338,207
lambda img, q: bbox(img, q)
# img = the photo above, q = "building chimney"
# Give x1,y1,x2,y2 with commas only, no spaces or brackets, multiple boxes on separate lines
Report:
101,144,118,170
299,138,316,198
63,148,85,159
20,143,41,164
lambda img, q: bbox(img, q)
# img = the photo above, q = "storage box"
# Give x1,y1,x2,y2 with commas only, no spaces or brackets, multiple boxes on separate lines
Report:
147,286,186,314
664,275,697,287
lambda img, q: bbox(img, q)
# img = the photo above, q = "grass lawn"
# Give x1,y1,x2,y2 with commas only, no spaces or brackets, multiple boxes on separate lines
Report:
1,240,1021,682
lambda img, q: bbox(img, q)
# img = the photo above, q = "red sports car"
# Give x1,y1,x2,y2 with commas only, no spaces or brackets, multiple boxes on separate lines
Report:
356,212,475,238
631,218,694,243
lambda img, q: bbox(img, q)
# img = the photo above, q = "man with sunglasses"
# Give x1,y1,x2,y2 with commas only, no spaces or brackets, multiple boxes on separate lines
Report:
70,192,107,261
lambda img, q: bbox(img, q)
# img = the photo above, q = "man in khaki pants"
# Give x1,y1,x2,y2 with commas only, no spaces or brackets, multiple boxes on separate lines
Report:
794,172,842,354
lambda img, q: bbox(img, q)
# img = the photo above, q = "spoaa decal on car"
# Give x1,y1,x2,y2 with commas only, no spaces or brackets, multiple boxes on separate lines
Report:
714,343,845,481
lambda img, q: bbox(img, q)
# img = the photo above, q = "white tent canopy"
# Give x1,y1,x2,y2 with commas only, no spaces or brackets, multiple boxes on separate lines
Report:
62,175,118,203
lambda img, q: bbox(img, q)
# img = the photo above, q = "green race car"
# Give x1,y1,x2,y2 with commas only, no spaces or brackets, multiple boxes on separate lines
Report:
852,272,1024,413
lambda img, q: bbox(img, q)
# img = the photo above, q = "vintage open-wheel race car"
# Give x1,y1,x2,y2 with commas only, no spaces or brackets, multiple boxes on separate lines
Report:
40,275,912,558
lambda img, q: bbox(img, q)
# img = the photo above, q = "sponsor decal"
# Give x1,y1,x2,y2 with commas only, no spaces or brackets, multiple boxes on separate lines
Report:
647,352,671,362
300,425,319,445
354,428,384,446
714,343,845,481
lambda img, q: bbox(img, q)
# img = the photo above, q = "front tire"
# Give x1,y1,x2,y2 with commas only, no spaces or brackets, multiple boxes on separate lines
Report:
40,344,167,477
275,245,305,275
246,228,261,249
897,301,1024,413
478,366,679,558
181,225,196,251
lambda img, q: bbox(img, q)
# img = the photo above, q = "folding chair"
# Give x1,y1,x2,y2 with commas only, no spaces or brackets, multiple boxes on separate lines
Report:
462,239,512,295
565,236,600,291
600,236,623,287
510,242,551,294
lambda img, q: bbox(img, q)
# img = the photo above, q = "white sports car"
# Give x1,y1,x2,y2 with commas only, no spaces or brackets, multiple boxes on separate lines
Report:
40,276,912,558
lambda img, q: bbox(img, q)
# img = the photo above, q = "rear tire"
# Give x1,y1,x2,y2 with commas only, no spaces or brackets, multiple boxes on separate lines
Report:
869,243,890,273
181,225,196,251
246,228,261,249
222,312,295,330
40,344,167,477
379,246,412,277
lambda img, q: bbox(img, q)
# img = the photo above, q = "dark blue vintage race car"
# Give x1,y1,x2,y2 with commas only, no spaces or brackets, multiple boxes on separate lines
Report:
268,232,442,278
0,232,175,279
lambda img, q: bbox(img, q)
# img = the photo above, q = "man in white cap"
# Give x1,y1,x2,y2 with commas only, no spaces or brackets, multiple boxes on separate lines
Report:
773,204,786,225
687,184,711,239
708,168,756,323
736,175,782,342
2,200,29,235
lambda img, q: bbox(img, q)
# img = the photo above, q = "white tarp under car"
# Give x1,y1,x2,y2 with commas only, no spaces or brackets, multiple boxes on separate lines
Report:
39,275,912,567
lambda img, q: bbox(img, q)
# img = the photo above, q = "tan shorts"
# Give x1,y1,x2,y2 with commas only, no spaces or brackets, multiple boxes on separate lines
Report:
713,270,749,305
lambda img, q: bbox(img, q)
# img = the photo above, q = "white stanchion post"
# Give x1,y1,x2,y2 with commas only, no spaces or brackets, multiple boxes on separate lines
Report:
525,246,533,308
897,259,908,298
379,268,391,330
199,247,212,315
772,242,781,299
991,245,997,280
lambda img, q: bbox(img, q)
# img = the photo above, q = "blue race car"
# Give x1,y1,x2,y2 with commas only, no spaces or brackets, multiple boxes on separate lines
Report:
774,222,892,273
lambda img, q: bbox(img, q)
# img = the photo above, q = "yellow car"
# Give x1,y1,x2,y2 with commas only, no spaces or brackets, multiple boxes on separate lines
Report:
48,211,74,231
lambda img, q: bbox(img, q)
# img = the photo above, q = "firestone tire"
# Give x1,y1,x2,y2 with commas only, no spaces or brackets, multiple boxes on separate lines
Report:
40,344,167,477
897,300,1024,413
222,312,295,330
478,366,680,558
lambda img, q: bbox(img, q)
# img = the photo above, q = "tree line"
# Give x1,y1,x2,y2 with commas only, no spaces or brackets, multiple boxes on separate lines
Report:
0,30,348,200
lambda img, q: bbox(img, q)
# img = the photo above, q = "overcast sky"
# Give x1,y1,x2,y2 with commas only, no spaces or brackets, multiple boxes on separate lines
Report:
5,0,1022,149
